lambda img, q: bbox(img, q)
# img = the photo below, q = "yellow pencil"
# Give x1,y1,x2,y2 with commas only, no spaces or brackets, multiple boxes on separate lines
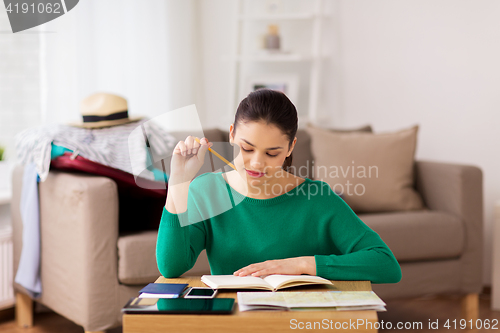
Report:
194,137,237,171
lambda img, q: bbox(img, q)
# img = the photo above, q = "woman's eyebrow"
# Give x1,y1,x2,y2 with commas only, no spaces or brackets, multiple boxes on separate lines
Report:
241,139,283,150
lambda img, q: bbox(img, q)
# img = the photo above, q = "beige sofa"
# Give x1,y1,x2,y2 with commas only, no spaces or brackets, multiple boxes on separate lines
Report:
11,128,483,332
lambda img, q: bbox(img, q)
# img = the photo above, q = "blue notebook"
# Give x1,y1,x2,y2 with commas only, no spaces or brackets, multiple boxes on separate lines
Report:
139,283,189,299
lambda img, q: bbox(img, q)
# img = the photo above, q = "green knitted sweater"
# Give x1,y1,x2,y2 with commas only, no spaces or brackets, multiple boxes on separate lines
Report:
156,172,401,284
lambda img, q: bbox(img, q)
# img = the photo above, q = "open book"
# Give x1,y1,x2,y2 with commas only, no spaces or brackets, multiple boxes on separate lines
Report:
201,274,333,291
237,291,386,312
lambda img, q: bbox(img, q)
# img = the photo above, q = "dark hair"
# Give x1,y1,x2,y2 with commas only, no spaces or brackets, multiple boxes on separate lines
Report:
233,89,298,172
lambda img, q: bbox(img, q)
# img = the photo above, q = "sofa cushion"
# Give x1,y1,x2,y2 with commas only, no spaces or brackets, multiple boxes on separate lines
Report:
168,128,227,144
307,124,424,213
358,211,464,262
118,231,160,285
118,231,212,285
292,125,373,179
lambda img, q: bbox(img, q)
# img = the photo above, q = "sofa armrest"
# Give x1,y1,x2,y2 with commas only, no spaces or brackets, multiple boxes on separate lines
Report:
415,160,483,219
12,166,121,331
415,160,483,293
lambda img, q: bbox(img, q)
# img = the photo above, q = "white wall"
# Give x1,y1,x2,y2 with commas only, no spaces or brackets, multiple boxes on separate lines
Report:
198,0,237,131
334,0,500,285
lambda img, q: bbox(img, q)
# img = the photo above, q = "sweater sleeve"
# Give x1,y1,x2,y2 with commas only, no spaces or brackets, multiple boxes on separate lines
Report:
155,207,206,278
314,183,402,284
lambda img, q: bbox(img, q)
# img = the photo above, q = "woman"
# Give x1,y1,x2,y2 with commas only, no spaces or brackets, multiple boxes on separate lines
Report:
156,89,401,283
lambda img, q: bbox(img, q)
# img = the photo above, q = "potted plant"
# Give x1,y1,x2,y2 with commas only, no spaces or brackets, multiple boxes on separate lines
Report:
0,145,11,193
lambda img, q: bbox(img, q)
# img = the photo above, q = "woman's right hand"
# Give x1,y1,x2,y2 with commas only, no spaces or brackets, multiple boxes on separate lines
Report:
169,136,213,184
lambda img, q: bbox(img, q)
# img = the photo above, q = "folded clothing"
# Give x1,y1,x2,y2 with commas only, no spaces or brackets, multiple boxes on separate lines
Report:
15,118,176,182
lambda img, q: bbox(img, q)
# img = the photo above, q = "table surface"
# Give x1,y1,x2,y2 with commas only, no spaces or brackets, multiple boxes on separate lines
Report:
122,276,379,333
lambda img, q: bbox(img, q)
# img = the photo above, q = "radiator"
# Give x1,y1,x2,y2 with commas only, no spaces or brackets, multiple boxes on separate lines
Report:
0,226,14,310
493,201,500,310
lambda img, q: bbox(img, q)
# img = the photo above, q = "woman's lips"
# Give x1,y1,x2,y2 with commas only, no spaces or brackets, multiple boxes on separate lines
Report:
245,169,265,178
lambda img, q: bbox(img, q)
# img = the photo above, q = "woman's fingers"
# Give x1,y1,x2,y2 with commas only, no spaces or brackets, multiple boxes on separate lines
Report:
174,141,187,156
170,136,215,182
192,137,201,155
233,258,308,277
173,136,214,158
251,270,270,278
184,136,195,155
234,262,266,276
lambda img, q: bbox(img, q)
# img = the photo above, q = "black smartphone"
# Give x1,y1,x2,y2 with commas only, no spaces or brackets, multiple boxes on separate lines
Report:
184,287,218,299
122,297,235,314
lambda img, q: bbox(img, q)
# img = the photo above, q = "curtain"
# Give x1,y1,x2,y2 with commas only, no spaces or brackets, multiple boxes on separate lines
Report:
39,0,201,126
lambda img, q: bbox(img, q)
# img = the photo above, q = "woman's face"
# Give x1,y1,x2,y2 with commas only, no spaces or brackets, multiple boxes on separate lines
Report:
229,120,296,189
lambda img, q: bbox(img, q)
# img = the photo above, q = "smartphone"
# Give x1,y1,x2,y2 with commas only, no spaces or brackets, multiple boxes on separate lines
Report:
184,287,218,299
122,297,234,314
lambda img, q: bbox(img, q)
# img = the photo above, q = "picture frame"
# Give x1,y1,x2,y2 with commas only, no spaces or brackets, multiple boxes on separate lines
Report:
241,74,299,106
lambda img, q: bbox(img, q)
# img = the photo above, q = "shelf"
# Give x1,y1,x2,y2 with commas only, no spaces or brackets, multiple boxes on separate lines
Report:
224,52,329,63
234,53,312,62
0,190,12,205
238,13,317,20
229,0,330,124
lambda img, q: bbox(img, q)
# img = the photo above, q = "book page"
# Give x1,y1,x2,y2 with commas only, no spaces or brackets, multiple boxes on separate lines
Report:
201,275,272,290
282,292,338,307
237,291,288,308
237,291,338,309
330,291,386,307
262,274,332,290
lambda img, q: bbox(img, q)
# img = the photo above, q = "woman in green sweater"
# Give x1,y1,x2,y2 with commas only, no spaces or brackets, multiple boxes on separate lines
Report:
157,89,401,284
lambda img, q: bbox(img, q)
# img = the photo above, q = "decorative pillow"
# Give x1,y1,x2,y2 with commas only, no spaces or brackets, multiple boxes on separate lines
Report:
291,124,373,179
306,124,424,213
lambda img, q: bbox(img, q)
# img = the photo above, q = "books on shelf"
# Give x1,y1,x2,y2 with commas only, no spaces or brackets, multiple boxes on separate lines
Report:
237,291,386,312
138,283,188,299
201,274,332,292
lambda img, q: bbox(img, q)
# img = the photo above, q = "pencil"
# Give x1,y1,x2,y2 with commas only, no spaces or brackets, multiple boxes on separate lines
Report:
194,137,237,171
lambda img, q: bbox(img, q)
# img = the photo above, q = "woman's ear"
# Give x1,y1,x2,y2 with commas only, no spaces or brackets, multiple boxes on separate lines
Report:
287,137,297,157
229,123,235,146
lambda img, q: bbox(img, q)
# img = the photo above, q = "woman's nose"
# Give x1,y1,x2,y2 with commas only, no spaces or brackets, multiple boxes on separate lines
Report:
250,156,264,169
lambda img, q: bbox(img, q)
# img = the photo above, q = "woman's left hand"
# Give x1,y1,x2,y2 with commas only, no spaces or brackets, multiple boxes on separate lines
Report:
233,256,316,277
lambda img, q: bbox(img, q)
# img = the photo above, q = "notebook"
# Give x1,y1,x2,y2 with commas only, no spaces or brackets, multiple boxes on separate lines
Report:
138,283,188,299
237,291,386,312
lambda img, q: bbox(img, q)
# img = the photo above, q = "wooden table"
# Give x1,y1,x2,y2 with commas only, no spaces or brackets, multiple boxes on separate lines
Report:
123,276,379,333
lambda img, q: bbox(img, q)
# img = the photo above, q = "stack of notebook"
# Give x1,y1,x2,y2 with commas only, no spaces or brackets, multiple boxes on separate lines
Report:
138,283,188,299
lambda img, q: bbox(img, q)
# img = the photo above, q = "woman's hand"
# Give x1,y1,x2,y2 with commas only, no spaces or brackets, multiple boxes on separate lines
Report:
233,256,316,277
169,136,213,185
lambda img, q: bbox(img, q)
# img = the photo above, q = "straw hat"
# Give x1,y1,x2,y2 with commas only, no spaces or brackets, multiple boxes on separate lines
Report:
69,92,143,128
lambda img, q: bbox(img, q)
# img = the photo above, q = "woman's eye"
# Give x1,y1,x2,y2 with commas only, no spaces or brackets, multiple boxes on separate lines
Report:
241,147,278,157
